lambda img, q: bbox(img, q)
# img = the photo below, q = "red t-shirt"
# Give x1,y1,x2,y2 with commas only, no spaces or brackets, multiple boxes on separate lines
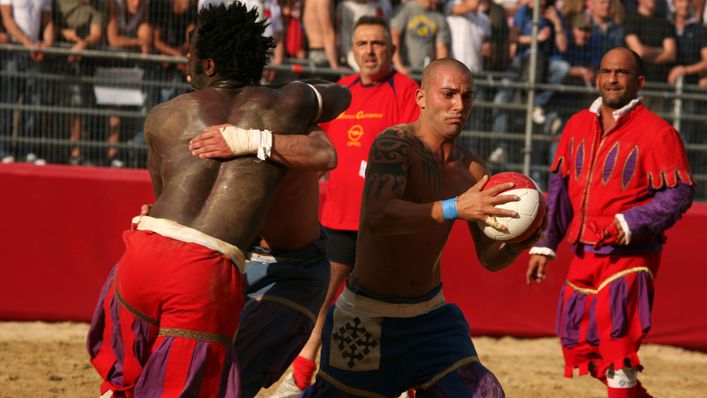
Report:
319,71,420,231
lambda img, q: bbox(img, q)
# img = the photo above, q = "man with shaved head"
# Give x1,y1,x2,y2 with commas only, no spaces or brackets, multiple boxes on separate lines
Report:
302,58,542,397
527,47,694,398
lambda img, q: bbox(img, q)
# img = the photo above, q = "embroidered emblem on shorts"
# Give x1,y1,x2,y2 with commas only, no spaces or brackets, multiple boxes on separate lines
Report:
329,308,381,371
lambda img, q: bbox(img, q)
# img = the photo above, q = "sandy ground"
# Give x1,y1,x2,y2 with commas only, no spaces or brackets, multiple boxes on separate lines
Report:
1,322,706,398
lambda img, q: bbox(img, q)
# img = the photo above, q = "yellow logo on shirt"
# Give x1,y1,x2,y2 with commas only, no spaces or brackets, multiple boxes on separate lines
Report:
347,125,364,147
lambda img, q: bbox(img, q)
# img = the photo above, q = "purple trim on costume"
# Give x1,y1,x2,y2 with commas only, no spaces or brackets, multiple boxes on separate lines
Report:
623,182,695,242
87,265,117,357
180,341,209,396
134,337,173,397
610,278,629,339
561,291,585,348
587,297,599,346
603,143,619,184
622,146,638,188
637,273,653,334
575,243,662,255
109,291,125,386
536,172,573,251
575,140,585,179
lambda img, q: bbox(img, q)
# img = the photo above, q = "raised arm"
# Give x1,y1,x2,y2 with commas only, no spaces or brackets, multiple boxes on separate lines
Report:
280,80,351,123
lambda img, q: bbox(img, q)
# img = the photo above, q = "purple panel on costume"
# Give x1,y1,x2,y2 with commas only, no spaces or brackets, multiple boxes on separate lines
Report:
415,361,505,398
610,278,629,338
603,143,619,184
575,141,585,178
109,291,125,385
131,317,152,365
622,147,638,188
180,341,208,396
87,265,117,357
561,290,585,348
459,361,505,398
555,284,566,336
586,297,599,346
220,348,241,398
637,273,653,333
134,337,173,397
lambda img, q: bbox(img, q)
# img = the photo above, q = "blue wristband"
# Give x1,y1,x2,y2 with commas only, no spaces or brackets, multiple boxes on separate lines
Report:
441,197,459,221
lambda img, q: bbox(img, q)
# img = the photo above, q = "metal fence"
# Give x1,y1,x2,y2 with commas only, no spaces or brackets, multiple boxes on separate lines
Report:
1,42,705,199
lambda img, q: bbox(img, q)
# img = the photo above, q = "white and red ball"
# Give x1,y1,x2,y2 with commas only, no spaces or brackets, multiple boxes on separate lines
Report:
477,172,546,243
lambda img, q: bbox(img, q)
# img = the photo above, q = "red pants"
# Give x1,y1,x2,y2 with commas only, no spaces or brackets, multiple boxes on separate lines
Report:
556,250,659,378
87,230,244,397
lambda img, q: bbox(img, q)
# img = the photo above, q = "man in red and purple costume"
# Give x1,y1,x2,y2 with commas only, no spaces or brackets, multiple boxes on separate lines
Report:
526,47,694,398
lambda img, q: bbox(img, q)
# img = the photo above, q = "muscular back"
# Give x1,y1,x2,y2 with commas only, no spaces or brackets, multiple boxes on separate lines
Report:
144,83,322,250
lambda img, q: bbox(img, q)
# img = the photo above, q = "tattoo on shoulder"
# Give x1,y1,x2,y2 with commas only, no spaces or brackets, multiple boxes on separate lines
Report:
363,126,441,198
364,127,412,198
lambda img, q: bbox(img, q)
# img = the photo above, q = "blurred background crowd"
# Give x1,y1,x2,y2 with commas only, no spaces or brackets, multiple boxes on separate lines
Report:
0,0,705,197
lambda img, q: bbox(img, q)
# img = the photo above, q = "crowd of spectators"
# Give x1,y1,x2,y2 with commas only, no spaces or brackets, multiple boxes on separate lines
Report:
0,0,705,168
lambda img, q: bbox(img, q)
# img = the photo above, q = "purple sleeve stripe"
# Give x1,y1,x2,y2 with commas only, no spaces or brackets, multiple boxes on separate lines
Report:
623,181,695,240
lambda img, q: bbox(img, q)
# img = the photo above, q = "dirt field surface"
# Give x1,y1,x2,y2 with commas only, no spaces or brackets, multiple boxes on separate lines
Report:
1,321,706,398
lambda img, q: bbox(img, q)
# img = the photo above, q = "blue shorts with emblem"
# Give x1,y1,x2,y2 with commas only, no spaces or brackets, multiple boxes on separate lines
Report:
303,283,505,397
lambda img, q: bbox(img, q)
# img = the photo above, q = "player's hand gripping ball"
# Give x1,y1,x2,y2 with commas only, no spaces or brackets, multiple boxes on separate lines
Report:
478,172,546,243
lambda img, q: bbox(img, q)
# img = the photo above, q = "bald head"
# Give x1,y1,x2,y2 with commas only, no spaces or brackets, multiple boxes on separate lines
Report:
601,47,644,77
421,58,473,90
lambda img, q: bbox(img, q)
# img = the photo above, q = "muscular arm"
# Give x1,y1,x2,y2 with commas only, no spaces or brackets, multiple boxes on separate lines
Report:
189,125,337,171
361,128,517,235
361,128,444,235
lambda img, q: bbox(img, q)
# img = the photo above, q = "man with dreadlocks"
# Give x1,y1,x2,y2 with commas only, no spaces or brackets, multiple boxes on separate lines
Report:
85,3,350,397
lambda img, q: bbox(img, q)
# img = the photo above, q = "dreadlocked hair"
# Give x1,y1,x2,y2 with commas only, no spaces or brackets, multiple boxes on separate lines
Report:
197,3,275,85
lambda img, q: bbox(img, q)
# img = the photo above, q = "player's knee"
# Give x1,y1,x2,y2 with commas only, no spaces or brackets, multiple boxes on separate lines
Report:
606,366,637,389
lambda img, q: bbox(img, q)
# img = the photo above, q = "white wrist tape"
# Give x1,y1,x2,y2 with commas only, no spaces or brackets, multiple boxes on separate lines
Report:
219,125,272,161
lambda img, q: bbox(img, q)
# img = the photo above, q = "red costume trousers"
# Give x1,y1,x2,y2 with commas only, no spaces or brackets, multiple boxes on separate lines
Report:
556,250,659,378
87,230,244,398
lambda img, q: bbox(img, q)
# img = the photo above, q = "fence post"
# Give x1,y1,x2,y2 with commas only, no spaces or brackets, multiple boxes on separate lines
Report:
522,0,542,176
672,76,683,132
